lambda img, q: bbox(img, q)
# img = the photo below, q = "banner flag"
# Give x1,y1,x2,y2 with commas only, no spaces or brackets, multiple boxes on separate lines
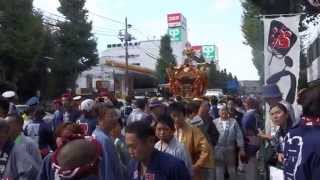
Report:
263,16,301,134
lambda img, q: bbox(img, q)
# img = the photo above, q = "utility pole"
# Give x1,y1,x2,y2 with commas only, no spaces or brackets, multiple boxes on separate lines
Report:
124,17,129,96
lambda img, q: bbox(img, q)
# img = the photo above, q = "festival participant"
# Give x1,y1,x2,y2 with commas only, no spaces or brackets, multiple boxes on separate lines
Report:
24,107,55,158
125,121,191,180
184,101,200,124
110,117,130,179
148,97,166,122
213,106,245,180
61,93,73,123
258,103,292,167
127,98,152,126
77,99,97,135
37,122,86,180
120,96,133,126
51,99,64,132
283,85,320,180
241,97,261,180
262,84,296,135
0,119,39,179
52,139,102,180
68,95,82,122
1,91,17,115
209,96,219,119
169,102,214,180
5,115,42,167
92,102,124,180
37,135,102,180
154,114,192,173
227,98,244,125
0,97,9,118
191,100,220,147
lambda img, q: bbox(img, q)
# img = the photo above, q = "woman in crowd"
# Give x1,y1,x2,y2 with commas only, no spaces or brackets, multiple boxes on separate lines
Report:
154,114,193,173
258,103,292,167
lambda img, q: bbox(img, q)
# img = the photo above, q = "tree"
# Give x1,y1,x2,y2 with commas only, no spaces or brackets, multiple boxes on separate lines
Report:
241,1,264,81
55,0,98,94
207,62,239,94
0,0,45,94
156,35,176,84
207,62,219,88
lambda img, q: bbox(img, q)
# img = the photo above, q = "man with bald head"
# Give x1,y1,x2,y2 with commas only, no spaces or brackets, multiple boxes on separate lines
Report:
37,138,102,180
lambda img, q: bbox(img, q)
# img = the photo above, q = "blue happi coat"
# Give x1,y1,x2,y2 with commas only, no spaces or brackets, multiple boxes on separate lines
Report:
92,127,124,180
128,149,191,180
284,125,320,180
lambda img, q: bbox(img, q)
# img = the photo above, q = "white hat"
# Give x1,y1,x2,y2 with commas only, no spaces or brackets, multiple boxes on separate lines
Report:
2,91,16,99
79,99,95,112
73,95,82,101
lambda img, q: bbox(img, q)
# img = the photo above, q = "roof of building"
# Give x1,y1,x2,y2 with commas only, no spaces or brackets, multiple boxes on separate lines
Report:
104,59,155,77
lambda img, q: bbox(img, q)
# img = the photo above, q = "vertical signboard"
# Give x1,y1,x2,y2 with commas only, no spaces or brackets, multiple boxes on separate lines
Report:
167,13,181,27
202,45,217,62
168,27,182,41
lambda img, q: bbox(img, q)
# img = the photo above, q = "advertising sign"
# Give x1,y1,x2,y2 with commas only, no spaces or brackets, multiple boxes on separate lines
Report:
167,13,187,29
202,45,217,61
168,27,182,41
192,45,202,57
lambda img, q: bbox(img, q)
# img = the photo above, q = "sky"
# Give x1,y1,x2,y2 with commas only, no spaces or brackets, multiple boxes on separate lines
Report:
33,0,259,80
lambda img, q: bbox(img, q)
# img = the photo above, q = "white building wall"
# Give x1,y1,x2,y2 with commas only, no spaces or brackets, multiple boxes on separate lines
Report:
75,65,122,92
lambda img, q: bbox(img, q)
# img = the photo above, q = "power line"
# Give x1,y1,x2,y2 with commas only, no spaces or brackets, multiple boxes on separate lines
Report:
88,11,124,25
92,25,121,32
131,28,160,50
93,28,119,34
137,46,159,61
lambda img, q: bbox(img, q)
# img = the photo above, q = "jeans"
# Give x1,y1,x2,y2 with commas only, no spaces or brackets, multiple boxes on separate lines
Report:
215,146,236,180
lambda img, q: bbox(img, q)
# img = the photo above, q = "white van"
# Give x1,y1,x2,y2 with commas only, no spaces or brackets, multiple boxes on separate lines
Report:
205,89,224,98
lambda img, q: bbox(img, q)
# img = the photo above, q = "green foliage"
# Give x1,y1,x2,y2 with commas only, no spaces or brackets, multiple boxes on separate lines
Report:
156,35,176,84
53,0,98,94
0,0,46,99
207,62,239,94
241,1,264,81
0,0,44,83
0,0,98,100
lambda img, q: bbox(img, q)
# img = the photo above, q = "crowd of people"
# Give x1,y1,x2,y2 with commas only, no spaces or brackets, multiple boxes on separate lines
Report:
0,84,319,180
